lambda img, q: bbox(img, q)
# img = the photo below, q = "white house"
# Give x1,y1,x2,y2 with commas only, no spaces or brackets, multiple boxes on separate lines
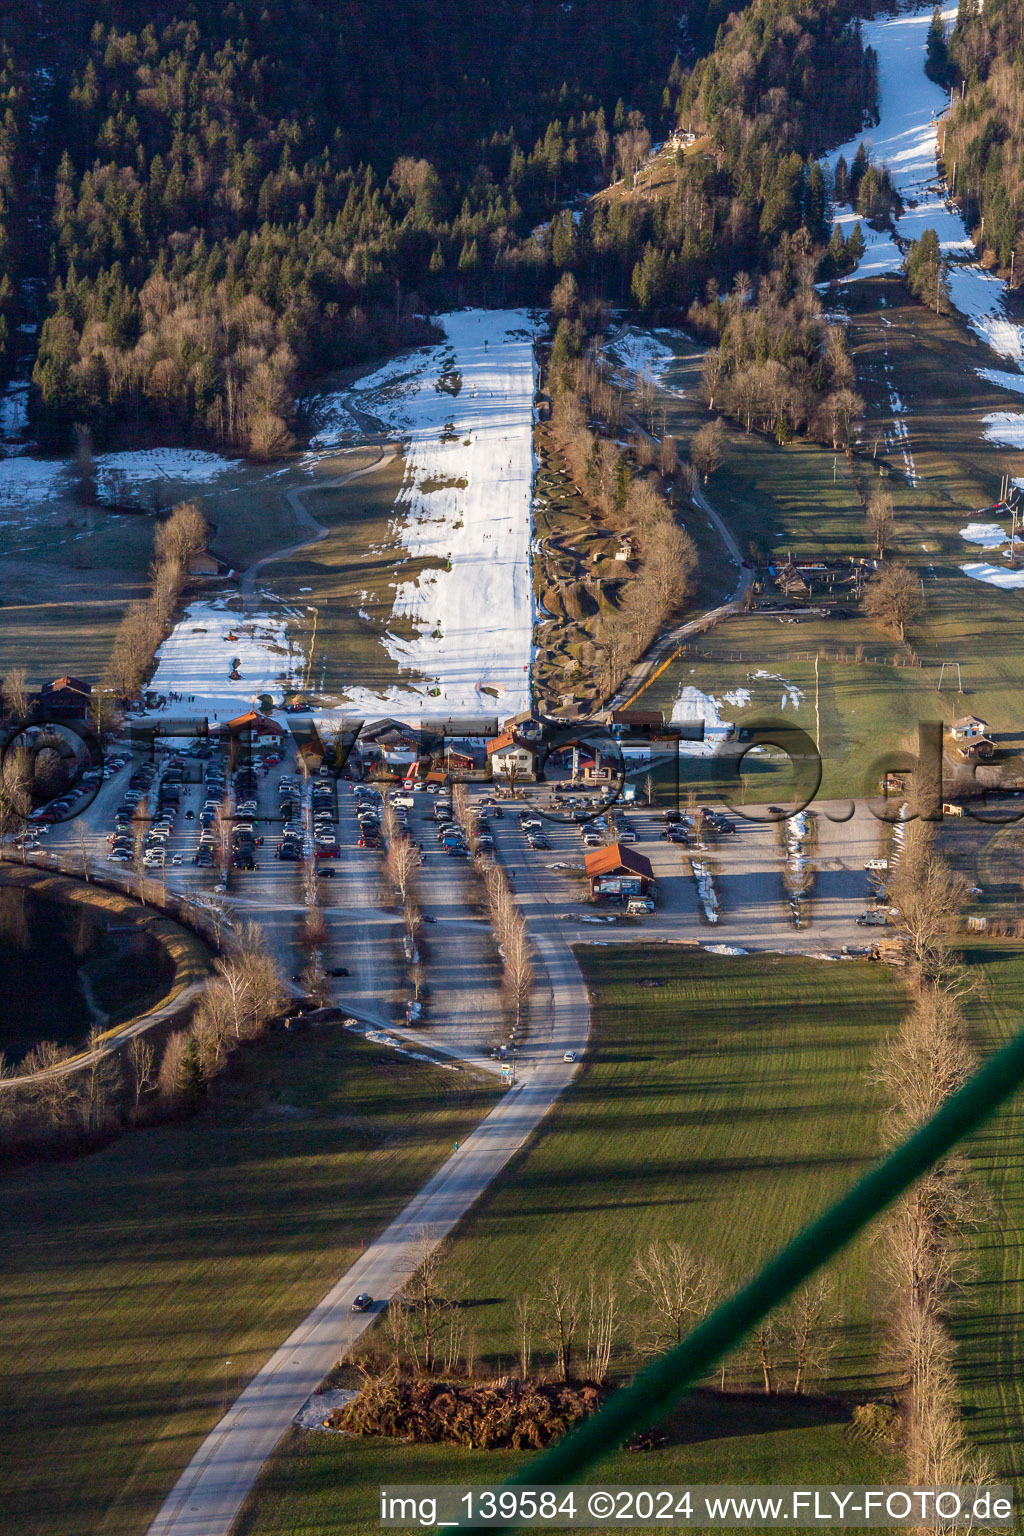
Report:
487,732,538,782
950,714,988,743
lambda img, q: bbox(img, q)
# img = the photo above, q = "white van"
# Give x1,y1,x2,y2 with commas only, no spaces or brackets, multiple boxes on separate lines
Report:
626,896,655,916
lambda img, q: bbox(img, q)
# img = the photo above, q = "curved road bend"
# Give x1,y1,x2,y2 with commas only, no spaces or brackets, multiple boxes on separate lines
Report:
146,915,588,1536
239,444,398,610
608,480,753,710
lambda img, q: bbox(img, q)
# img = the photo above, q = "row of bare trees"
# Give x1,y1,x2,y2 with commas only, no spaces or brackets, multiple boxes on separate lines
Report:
873,820,990,1486
0,919,287,1154
548,356,697,697
103,501,208,704
480,859,533,1040
160,922,287,1101
382,800,422,960
375,1231,841,1397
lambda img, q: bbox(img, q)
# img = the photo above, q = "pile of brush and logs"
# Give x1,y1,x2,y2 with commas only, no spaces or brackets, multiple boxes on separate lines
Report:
326,1369,605,1450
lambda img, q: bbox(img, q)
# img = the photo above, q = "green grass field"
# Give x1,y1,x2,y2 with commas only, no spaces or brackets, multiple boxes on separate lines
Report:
237,943,1024,1535
237,1396,899,1536
253,449,442,704
0,444,384,690
956,940,1024,1492
0,1030,496,1536
632,287,1024,798
237,949,913,1535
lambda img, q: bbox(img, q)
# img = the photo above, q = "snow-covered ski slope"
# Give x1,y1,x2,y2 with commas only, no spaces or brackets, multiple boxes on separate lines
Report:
827,5,1024,367
328,308,539,718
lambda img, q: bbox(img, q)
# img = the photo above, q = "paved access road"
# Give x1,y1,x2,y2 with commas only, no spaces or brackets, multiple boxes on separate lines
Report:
145,892,586,1536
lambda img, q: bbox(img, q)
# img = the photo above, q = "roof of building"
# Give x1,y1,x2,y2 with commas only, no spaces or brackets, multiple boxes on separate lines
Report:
486,732,537,755
583,844,654,880
609,708,664,728
41,675,92,695
951,714,988,732
223,710,286,734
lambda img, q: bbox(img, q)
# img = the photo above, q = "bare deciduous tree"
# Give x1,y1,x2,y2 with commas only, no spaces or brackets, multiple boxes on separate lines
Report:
692,419,726,481
864,561,925,643
514,1292,535,1379
541,1269,584,1382
400,1230,451,1375
584,1272,617,1382
630,1241,722,1355
784,1274,839,1393
865,487,895,558
126,1034,155,1116
1,665,29,721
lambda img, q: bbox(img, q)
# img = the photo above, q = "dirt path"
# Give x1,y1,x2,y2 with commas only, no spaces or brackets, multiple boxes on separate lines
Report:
239,443,398,611
608,478,753,710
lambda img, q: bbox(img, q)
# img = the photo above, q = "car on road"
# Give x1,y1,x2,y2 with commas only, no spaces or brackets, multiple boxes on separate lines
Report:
660,810,682,824
767,805,786,815
329,966,350,976
351,1293,373,1312
563,1050,576,1063
316,867,337,878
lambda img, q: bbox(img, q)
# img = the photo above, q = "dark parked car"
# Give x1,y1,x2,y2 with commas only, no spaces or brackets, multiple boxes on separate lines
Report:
329,966,350,977
317,867,337,878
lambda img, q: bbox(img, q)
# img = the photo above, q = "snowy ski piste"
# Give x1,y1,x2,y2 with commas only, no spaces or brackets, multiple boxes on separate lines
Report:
120,310,541,726
323,307,540,720
826,4,1024,369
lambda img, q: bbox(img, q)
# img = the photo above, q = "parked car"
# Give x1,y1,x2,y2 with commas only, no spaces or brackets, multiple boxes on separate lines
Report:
329,966,350,977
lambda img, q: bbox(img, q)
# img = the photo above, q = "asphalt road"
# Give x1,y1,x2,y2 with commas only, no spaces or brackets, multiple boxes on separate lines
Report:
145,864,587,1536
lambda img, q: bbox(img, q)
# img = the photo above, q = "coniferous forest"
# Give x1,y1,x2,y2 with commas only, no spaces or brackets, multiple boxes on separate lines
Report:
0,0,878,456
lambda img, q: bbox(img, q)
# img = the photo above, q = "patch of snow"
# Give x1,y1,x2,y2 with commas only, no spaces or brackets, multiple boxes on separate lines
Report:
148,597,305,717
960,562,1024,590
703,943,747,956
602,327,680,390
305,395,361,457
316,309,540,720
722,688,751,707
829,209,903,282
982,413,1024,449
295,1389,357,1430
946,266,1024,366
670,685,734,756
960,522,1008,548
978,367,1024,396
752,669,804,710
95,447,239,498
0,455,71,511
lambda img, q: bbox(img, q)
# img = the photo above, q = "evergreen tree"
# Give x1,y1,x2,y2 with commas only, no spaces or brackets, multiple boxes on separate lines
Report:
926,6,950,83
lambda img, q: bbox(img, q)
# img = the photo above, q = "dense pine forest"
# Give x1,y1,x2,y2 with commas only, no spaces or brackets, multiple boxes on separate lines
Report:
0,0,878,456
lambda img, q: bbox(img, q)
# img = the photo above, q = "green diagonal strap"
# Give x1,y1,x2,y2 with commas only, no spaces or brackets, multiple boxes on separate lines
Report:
487,1020,1024,1515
